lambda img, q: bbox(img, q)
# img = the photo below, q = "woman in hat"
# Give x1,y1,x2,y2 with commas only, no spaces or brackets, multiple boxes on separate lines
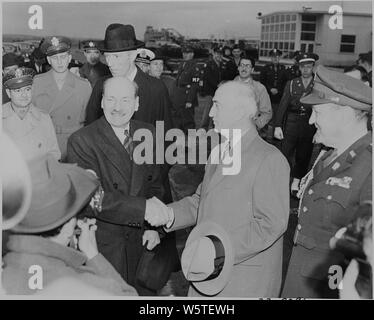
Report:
1,154,137,296
3,67,61,161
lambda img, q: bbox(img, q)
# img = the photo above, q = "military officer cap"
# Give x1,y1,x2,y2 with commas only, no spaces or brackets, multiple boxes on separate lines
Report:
3,67,36,89
182,45,194,53
150,49,167,62
135,48,155,65
82,40,101,51
296,52,319,64
269,48,282,57
41,36,71,56
300,65,372,111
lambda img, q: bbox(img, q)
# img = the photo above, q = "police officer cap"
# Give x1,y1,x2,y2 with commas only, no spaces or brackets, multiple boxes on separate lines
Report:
41,36,71,56
296,52,319,64
300,65,372,111
135,48,155,65
3,67,36,89
82,40,101,51
3,53,23,69
269,48,282,57
182,45,194,53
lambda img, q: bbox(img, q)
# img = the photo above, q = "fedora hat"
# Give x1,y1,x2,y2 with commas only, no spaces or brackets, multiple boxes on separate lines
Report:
12,155,99,234
181,221,234,296
99,24,144,52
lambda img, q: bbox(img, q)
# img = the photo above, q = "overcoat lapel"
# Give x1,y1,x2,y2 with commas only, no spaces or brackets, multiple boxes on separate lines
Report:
96,117,132,184
129,120,146,196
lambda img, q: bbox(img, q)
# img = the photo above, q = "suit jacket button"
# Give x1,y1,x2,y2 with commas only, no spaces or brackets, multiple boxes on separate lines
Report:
113,183,118,189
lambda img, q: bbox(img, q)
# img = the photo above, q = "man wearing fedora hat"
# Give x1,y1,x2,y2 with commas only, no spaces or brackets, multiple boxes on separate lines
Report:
2,154,137,296
31,36,92,161
281,66,372,298
3,67,61,161
84,23,173,134
146,81,290,297
79,40,110,88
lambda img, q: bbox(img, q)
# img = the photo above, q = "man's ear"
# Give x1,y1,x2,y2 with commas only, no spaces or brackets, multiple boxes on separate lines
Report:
5,88,11,97
101,99,104,110
130,50,138,62
68,54,72,64
134,96,139,112
46,56,51,65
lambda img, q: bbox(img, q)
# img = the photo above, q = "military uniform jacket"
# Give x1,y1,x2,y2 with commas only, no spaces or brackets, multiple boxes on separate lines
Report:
79,61,110,88
220,57,238,81
200,58,221,97
171,59,200,108
2,102,61,161
31,70,92,159
260,63,288,104
274,76,314,127
283,132,372,298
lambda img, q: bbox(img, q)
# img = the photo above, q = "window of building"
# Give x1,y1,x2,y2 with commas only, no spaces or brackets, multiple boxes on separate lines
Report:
291,23,296,31
279,42,283,49
291,14,297,21
285,32,290,40
276,15,280,23
285,23,290,31
340,34,356,53
275,25,279,32
266,17,270,24
280,24,285,32
302,23,316,32
274,33,279,40
290,32,296,40
290,42,295,50
281,15,285,22
284,42,289,50
302,14,316,22
279,33,284,40
301,32,315,41
286,14,290,22
270,25,274,32
271,15,275,23
266,25,269,32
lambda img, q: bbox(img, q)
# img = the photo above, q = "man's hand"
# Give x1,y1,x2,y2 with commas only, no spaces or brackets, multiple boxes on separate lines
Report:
185,102,193,109
339,259,361,300
142,230,161,250
145,197,172,227
274,127,284,140
77,218,99,260
270,88,278,95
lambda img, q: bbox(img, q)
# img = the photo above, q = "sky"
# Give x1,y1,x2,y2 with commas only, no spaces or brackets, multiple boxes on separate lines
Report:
2,1,372,39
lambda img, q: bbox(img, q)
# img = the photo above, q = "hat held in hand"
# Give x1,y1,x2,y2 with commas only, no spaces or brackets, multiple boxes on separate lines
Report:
181,221,234,296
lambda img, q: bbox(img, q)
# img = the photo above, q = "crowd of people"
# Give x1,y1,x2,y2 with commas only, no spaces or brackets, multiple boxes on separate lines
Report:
2,22,372,299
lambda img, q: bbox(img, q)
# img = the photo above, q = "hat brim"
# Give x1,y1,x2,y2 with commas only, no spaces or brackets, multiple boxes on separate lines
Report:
182,221,234,296
300,90,333,106
98,40,145,53
12,166,99,234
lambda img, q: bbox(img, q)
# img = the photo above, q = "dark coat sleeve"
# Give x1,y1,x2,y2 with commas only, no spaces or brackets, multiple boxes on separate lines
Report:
274,80,291,127
66,133,147,226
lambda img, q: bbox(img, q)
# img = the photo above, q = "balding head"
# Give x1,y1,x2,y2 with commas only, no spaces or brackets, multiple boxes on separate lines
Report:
209,81,257,131
101,77,139,128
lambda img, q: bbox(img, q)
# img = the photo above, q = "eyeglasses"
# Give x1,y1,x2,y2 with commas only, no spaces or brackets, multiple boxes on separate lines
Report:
239,63,252,69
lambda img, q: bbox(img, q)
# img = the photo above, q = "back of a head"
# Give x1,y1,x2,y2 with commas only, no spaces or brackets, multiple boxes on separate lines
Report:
218,81,257,117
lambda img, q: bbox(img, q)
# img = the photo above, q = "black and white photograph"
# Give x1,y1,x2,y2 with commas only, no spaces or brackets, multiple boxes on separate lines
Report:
1,0,373,304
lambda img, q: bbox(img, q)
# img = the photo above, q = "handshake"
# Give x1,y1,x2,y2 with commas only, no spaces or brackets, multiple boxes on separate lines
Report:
144,197,174,228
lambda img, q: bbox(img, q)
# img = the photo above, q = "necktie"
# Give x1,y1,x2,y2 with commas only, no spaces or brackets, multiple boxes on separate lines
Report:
123,129,133,160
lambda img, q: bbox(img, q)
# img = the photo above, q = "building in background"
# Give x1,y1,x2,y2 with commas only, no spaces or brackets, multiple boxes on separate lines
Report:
259,10,372,66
